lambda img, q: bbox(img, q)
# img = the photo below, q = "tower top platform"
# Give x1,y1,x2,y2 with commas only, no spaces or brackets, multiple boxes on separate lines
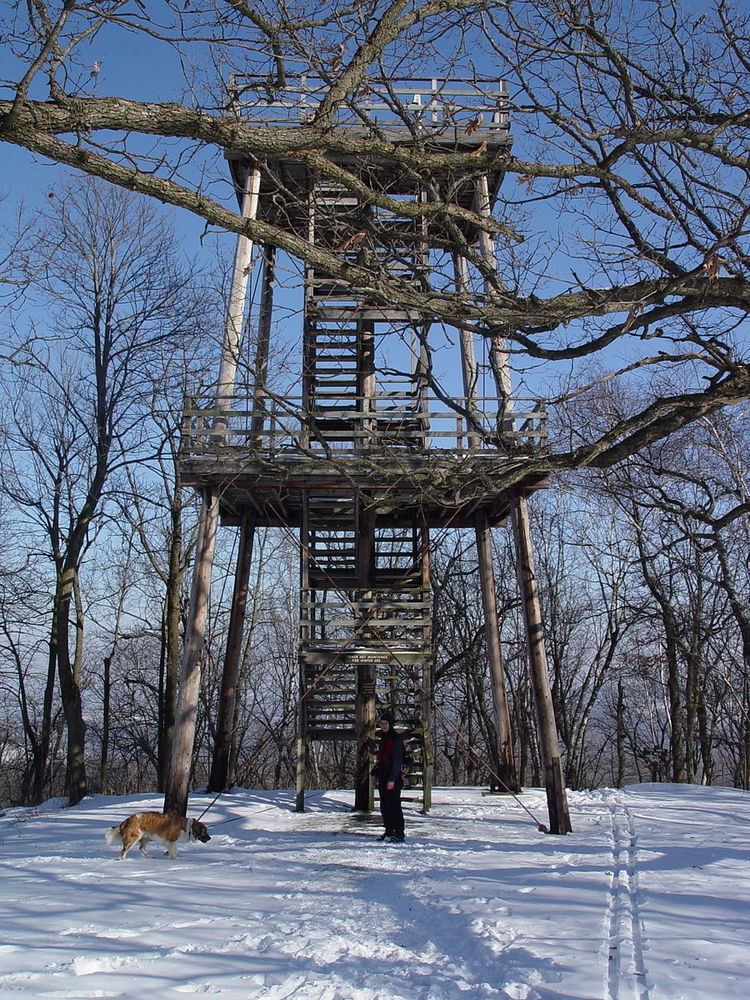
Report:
225,76,512,234
227,75,509,140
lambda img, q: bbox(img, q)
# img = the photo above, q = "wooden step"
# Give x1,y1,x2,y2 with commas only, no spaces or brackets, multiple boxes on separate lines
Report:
312,347,359,366
308,511,356,521
315,391,360,399
307,524,357,532
310,376,358,386
304,674,358,686
307,328,360,339
309,553,357,563
307,500,356,510
309,355,358,366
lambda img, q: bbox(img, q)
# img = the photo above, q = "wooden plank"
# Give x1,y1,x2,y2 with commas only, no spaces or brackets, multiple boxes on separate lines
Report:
327,617,431,628
307,728,357,739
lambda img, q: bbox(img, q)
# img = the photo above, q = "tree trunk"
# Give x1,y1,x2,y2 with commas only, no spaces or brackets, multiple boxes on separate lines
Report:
664,629,686,782
100,654,111,793
55,569,87,805
33,620,58,804
616,678,626,788
697,682,712,785
475,514,519,792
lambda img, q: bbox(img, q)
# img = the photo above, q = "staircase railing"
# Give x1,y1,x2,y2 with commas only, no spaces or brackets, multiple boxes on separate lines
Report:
182,394,548,454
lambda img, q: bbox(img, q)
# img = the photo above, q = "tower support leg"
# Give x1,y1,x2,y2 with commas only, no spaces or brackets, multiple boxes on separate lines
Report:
295,688,308,813
419,521,433,813
475,513,519,792
354,665,376,811
164,166,260,818
208,509,255,792
420,660,433,813
511,496,572,834
354,498,376,812
296,492,310,813
164,488,220,816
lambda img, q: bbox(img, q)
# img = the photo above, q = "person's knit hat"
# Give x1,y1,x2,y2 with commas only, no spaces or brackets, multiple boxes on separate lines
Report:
379,710,395,727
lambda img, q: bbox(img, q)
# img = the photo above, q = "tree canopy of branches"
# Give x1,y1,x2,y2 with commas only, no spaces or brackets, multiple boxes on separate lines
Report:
1,0,747,474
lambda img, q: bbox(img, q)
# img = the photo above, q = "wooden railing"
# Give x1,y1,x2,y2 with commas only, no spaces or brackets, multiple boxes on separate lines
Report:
181,394,548,456
300,589,432,654
229,75,509,136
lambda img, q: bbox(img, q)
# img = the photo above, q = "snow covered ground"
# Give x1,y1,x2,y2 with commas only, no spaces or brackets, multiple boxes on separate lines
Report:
0,783,748,999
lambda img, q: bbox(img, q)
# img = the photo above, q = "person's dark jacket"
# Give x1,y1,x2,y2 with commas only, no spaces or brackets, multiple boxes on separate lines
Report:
375,733,403,785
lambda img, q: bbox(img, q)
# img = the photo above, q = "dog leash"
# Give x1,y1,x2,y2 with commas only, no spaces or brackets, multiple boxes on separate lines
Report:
196,789,224,822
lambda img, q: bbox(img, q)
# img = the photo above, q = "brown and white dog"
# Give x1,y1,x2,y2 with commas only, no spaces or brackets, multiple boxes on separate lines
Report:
105,812,211,860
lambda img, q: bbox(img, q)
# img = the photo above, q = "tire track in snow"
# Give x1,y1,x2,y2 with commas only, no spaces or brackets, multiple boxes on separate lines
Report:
606,802,650,1000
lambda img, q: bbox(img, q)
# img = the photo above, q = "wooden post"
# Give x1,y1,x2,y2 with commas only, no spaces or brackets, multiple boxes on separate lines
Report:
207,509,255,791
453,253,517,792
474,173,570,832
475,513,519,792
355,664,377,812
217,166,262,410
296,492,310,812
420,519,433,813
354,498,376,812
295,708,308,813
164,165,261,817
511,495,572,834
164,488,220,816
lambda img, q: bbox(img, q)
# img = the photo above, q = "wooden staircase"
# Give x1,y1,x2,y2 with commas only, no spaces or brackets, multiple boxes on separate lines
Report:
298,177,433,808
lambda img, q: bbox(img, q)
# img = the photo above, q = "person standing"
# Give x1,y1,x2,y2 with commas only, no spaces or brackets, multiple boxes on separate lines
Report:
374,710,405,842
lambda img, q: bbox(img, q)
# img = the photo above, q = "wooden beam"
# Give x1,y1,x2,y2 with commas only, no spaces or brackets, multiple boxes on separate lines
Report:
475,512,519,792
164,489,220,816
165,165,261,818
207,509,255,792
217,165,262,409
511,495,572,834
474,172,570,833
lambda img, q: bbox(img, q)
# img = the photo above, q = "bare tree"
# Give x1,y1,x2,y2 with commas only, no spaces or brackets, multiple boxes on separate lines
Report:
0,1,745,470
1,1,748,806
1,180,207,803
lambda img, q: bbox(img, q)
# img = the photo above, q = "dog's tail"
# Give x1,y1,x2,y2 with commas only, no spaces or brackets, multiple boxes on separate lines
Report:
104,824,121,846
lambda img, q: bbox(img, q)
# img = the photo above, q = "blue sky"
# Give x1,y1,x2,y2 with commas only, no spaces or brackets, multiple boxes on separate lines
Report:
0,12,232,261
2,2,740,410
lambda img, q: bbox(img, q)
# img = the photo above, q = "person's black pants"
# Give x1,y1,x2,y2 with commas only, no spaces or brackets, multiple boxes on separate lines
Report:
379,781,404,838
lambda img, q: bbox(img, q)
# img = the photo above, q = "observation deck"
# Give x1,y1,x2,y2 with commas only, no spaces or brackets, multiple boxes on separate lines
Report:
225,76,512,239
180,393,549,529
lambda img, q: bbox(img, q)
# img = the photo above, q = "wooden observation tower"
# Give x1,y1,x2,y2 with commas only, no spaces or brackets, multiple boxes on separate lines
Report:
166,77,572,834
